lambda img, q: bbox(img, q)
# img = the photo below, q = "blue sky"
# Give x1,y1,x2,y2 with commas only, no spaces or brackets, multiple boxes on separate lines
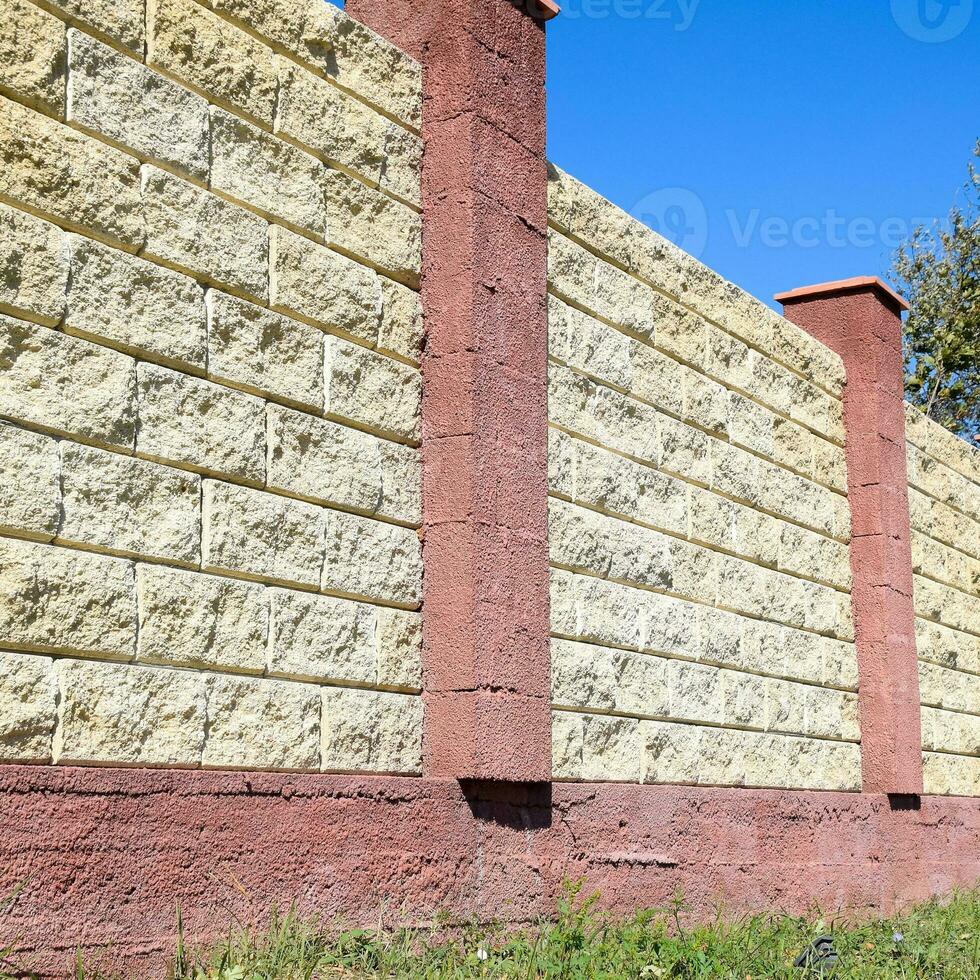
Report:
546,0,980,308
339,1,979,309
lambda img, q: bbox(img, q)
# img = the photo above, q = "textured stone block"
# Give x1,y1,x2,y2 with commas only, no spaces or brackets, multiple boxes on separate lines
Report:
684,372,728,436
210,108,326,236
630,342,687,417
269,226,382,346
668,660,724,725
923,751,980,797
0,538,135,658
548,294,632,390
321,509,422,607
0,95,143,247
551,639,618,712
275,61,421,207
268,589,375,685
378,441,422,527
147,0,278,125
375,608,422,690
0,423,60,540
0,650,57,763
266,403,383,514
548,427,574,499
0,314,136,449
206,292,321,411
641,720,702,785
44,0,143,51
778,522,852,591
137,565,266,674
378,277,422,363
136,363,265,482
322,170,421,287
312,2,422,130
67,30,209,180
722,671,767,729
321,687,422,774
54,659,205,766
203,480,324,588
60,442,200,565
67,235,206,369
0,0,66,115
141,166,268,302
0,203,68,326
325,337,421,443
203,675,320,771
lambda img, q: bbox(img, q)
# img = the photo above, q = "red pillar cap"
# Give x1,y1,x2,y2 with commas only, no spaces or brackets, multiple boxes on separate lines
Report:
532,0,561,19
775,276,909,313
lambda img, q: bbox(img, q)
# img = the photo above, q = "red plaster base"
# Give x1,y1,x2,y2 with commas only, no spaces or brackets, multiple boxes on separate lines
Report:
0,767,977,978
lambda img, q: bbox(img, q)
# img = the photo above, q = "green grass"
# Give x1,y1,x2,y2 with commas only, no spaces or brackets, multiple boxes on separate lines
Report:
5,884,980,979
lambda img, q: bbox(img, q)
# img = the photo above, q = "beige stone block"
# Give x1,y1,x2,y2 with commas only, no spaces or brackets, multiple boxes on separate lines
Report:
549,568,579,638
668,660,723,725
321,687,422,774
770,320,845,397
695,606,744,671
204,674,320,771
203,480,324,588
629,342,686,417
551,638,618,712
709,441,761,509
210,107,326,236
0,314,136,449
765,678,807,735
552,710,584,779
322,509,422,607
191,0,307,54
0,423,60,541
322,170,421,287
55,659,204,765
67,235,206,369
728,391,775,458
641,719,701,785
268,588,374,685
811,435,847,492
42,0,143,51
778,522,852,591
822,638,859,691
684,371,728,436
658,416,710,485
560,573,648,650
206,292,320,411
136,363,265,482
0,0,66,115
275,60,421,207
376,607,422,690
141,166,268,302
311,2,422,130
147,0,277,125
60,442,200,565
325,337,420,443
771,415,816,478
641,590,700,659
67,30,209,180
378,277,422,363
580,713,640,782
0,203,68,326
380,441,422,528
705,323,752,392
617,651,670,719
804,686,860,741
923,751,980,797
548,427,574,498
266,403,383,514
0,650,57,762
666,536,717,604
547,498,613,579
655,303,709,370
548,295,632,390
269,226,382,346
0,95,143,247
721,670,767,728
136,565,266,673
0,537,135,658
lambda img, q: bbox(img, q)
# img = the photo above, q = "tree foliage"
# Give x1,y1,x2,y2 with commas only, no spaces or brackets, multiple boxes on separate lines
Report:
892,141,980,441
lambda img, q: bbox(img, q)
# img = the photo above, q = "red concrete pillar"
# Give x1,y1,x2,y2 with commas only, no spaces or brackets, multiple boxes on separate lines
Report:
345,0,554,781
776,277,923,796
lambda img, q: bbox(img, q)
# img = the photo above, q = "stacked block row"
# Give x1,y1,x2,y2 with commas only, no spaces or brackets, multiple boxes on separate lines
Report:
546,166,861,791
0,0,425,773
905,407,980,797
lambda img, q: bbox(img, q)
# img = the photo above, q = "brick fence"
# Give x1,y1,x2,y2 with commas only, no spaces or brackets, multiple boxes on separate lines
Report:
0,0,977,975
